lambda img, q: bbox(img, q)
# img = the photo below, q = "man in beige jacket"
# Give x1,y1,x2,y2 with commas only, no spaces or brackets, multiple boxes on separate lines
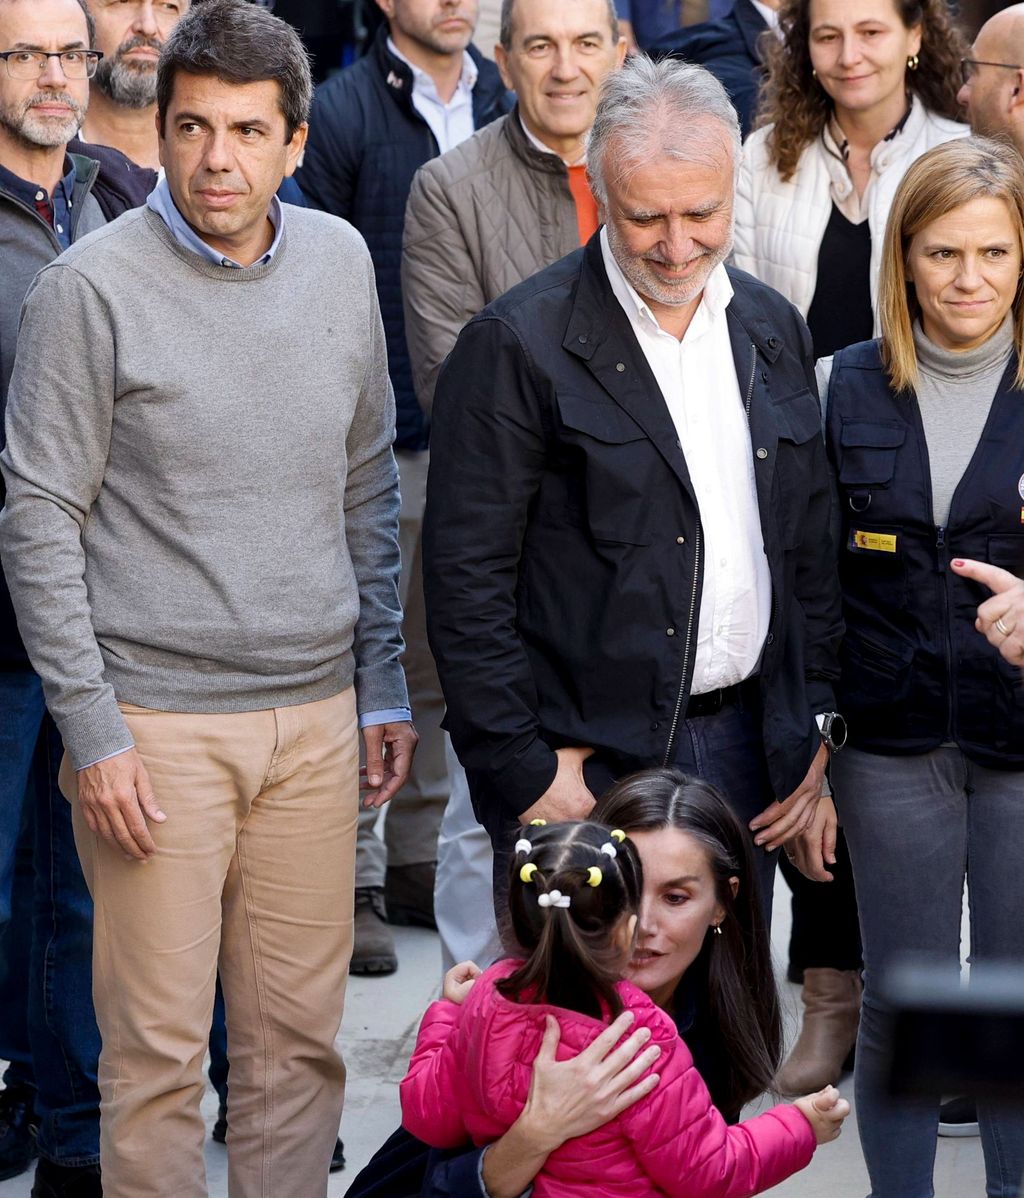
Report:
402,0,624,971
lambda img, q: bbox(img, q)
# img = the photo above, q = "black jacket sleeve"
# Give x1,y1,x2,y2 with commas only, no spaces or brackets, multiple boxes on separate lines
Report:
423,316,559,822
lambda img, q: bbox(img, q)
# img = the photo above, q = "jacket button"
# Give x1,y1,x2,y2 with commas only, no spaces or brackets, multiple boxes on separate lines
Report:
666,627,676,636
766,633,774,646
616,362,626,372
578,334,588,344
676,536,685,545
756,447,768,459
767,336,779,349
761,370,768,383
650,721,660,731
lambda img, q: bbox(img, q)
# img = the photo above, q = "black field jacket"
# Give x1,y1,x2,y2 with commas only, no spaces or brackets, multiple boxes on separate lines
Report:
826,338,1024,766
423,236,843,829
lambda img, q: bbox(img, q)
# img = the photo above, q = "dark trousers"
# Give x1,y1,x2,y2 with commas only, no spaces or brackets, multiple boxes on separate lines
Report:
0,672,100,1166
779,830,862,979
489,685,779,934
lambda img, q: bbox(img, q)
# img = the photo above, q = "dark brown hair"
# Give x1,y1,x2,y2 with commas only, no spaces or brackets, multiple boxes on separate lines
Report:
498,821,643,1022
156,0,312,142
757,0,966,182
594,770,782,1116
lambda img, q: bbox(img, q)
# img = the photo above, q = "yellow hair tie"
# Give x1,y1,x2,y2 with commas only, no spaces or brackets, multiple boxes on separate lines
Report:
586,866,603,887
610,829,626,843
520,863,538,883
529,819,547,827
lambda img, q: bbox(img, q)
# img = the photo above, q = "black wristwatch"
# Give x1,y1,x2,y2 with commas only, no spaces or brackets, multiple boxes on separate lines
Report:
816,711,847,753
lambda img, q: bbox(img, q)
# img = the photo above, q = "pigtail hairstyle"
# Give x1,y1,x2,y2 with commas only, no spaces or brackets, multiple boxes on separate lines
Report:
497,822,643,1022
594,770,782,1118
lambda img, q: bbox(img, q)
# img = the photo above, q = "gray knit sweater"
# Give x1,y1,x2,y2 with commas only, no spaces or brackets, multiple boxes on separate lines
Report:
0,204,407,768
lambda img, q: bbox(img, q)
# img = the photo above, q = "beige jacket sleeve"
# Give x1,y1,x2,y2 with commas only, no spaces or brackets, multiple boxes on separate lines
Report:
402,162,488,416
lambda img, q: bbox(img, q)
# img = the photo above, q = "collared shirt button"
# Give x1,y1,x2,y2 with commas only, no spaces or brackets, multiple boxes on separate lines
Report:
35,190,45,201
56,224,63,234
756,447,768,460
666,627,676,636
676,536,685,545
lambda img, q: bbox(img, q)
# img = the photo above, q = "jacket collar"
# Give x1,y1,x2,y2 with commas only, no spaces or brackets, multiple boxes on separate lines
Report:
373,24,509,119
502,105,569,177
734,0,770,62
0,152,99,241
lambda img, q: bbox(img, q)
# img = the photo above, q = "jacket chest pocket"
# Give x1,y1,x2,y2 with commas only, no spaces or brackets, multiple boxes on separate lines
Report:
774,390,823,548
838,421,906,512
556,393,655,546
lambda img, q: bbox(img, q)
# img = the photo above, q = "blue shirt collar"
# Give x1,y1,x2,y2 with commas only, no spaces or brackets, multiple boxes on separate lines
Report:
0,155,77,250
146,175,284,268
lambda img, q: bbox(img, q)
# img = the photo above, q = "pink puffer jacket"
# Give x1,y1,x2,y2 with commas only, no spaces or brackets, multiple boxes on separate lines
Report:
400,961,816,1198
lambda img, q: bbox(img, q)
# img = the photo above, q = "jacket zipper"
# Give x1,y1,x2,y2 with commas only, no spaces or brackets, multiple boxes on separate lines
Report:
663,343,758,765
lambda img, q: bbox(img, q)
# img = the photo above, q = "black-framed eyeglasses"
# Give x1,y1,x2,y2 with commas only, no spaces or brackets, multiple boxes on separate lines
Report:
960,57,1023,85
0,50,103,80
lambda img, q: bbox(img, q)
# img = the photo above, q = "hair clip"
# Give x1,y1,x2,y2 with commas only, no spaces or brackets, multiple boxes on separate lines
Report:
586,866,603,887
520,863,538,883
514,838,533,855
537,889,571,909
529,819,547,827
610,829,626,843
600,842,617,859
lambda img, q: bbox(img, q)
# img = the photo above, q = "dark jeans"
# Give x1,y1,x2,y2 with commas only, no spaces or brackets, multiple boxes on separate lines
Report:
490,685,780,931
835,745,1024,1198
0,671,100,1165
779,829,862,977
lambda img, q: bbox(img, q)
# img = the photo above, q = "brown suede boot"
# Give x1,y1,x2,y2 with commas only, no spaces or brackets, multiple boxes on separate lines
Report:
774,968,862,1096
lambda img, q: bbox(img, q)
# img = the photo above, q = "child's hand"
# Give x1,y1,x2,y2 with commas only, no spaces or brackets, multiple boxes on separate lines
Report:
793,1085,850,1144
443,961,482,1004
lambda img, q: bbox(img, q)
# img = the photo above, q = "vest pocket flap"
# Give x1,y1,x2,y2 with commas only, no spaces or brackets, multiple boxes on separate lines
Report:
839,421,906,485
556,394,647,444
987,535,1024,575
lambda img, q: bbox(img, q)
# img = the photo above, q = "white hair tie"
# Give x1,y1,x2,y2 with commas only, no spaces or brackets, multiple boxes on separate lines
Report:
514,839,532,855
600,842,617,859
537,889,571,909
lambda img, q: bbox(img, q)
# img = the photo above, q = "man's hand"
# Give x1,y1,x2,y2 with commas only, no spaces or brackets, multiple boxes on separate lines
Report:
76,748,166,861
360,721,418,809
518,747,596,826
786,794,838,882
749,741,828,852
951,558,1024,666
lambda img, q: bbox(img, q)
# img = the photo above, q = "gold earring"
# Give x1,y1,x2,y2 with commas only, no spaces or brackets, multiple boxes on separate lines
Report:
907,53,919,71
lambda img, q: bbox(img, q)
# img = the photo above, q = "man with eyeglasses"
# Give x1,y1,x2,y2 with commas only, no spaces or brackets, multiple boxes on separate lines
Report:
958,4,1024,157
0,5,108,1196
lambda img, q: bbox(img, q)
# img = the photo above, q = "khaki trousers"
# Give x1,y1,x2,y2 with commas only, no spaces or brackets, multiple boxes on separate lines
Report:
62,689,359,1198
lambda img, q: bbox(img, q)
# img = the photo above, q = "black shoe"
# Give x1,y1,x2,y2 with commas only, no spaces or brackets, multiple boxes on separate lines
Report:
30,1158,102,1198
0,1084,38,1182
384,863,437,930
329,1138,345,1173
938,1095,979,1137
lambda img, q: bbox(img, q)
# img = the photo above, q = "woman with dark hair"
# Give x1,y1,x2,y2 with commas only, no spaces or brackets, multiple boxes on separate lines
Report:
348,771,818,1198
824,135,1024,1195
734,0,967,360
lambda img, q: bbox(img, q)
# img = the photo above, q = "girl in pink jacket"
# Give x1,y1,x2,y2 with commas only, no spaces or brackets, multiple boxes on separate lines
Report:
400,819,848,1198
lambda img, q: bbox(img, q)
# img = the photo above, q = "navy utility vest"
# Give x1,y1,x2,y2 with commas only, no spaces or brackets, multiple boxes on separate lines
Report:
825,338,1024,768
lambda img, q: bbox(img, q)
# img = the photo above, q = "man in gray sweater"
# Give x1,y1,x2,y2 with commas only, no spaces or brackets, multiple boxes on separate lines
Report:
0,3,414,1195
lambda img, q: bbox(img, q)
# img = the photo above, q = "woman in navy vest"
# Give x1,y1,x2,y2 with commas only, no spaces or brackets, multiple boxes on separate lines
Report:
823,137,1024,1197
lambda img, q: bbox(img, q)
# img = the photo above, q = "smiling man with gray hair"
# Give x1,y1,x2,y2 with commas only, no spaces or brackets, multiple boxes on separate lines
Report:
423,54,845,919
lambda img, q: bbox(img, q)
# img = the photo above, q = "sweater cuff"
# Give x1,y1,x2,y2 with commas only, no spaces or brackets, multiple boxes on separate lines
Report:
60,693,136,772
355,658,410,717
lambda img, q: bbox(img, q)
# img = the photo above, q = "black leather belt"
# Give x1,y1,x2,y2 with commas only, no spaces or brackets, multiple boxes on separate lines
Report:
685,676,758,718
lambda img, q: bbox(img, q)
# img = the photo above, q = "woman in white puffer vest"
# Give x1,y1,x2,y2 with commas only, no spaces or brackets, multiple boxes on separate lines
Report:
734,0,968,361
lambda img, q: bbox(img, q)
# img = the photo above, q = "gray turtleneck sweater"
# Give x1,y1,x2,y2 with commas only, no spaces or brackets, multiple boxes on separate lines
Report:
913,316,1014,526
0,205,407,769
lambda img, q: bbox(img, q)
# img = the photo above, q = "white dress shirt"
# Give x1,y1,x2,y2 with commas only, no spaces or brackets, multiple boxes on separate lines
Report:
600,228,771,694
388,39,478,155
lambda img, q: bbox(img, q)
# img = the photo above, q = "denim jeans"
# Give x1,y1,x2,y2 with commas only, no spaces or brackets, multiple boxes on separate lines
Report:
834,745,1024,1198
0,670,100,1166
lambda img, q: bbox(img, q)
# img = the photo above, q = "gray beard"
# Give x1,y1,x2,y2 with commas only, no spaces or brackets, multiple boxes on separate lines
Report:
0,95,85,149
94,58,157,109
